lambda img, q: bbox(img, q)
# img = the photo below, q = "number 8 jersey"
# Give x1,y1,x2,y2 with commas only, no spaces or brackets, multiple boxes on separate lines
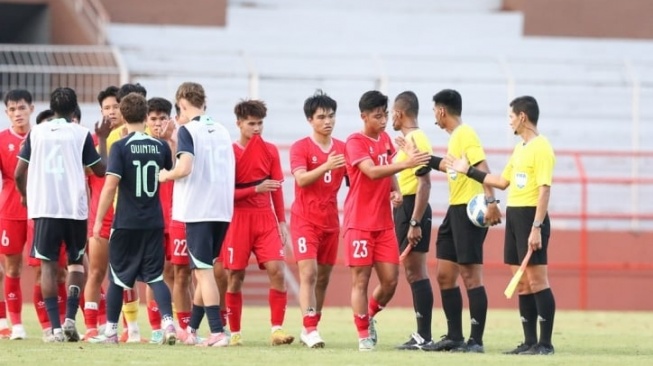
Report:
173,115,235,223
18,118,102,220
290,136,346,230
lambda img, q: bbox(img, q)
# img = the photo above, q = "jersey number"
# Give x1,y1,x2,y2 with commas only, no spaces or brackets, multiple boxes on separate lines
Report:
227,247,234,264
173,239,188,257
352,240,368,259
324,171,332,183
45,144,65,180
297,237,307,254
1,231,8,247
377,154,389,166
204,146,229,183
133,160,160,198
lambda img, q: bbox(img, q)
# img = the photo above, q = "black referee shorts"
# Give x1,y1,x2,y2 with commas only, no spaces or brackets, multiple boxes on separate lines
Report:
393,195,432,253
504,207,550,266
436,204,488,265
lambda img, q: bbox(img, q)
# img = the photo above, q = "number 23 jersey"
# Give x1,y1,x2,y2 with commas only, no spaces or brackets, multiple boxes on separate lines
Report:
343,131,395,232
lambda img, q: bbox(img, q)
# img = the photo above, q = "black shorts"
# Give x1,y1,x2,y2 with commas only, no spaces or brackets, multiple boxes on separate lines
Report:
436,204,488,264
393,195,432,253
109,229,165,288
186,222,230,270
504,207,550,266
32,218,87,265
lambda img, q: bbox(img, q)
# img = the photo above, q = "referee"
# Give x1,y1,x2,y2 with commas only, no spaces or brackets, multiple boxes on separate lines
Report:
391,91,434,350
419,89,501,353
447,96,556,355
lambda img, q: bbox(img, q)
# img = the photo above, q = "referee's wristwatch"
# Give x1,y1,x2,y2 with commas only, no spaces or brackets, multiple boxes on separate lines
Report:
532,220,542,229
409,218,420,228
485,196,499,204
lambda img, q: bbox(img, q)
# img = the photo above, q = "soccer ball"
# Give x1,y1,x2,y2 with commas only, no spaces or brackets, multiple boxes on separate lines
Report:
466,193,496,228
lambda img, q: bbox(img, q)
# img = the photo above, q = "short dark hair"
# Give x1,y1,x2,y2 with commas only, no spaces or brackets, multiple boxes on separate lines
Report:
117,83,147,102
433,89,462,116
120,92,148,124
234,100,267,120
394,91,419,118
50,87,78,119
4,89,33,106
72,105,82,122
303,89,337,119
97,86,119,106
36,109,54,124
510,96,539,125
147,97,172,116
359,90,388,113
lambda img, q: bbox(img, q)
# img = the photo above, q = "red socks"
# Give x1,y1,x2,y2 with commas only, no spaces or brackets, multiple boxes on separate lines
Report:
354,314,370,338
98,287,107,325
33,284,50,329
57,283,66,322
269,289,287,327
226,292,243,332
147,300,161,330
177,311,191,330
5,276,22,325
368,297,385,318
220,309,228,328
303,313,318,333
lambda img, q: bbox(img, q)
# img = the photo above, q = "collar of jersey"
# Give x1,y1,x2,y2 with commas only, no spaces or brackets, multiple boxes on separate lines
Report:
192,115,214,125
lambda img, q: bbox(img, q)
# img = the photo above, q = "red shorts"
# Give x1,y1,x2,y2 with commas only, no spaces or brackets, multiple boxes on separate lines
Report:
0,219,27,255
26,220,67,267
290,213,338,265
88,206,113,239
167,221,189,265
343,228,399,267
222,209,284,271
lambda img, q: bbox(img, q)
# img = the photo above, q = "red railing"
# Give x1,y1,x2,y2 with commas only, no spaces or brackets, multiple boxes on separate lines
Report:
278,145,653,309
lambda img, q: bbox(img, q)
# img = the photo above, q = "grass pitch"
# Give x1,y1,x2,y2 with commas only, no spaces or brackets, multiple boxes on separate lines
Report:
0,306,652,366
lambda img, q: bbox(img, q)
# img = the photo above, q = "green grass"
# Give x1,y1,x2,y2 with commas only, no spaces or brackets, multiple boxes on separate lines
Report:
1,306,652,366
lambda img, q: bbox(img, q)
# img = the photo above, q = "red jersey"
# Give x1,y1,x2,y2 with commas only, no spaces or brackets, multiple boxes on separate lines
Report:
159,181,173,232
290,136,346,230
343,131,395,231
0,129,28,220
88,134,114,226
233,135,285,222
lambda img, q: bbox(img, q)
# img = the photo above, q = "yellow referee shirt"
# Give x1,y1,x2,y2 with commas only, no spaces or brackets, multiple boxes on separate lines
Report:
106,127,123,153
446,124,485,205
501,135,555,207
396,129,433,196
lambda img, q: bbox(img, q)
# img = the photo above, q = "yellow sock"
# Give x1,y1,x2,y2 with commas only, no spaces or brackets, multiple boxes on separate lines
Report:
172,303,177,318
122,300,140,323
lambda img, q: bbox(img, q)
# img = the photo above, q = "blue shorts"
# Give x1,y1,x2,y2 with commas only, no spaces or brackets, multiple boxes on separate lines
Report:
109,229,165,288
186,222,230,270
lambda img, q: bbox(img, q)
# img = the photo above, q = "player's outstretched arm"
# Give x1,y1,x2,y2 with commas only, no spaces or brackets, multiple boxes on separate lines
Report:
475,159,502,226
445,154,510,190
358,150,430,180
159,153,192,182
